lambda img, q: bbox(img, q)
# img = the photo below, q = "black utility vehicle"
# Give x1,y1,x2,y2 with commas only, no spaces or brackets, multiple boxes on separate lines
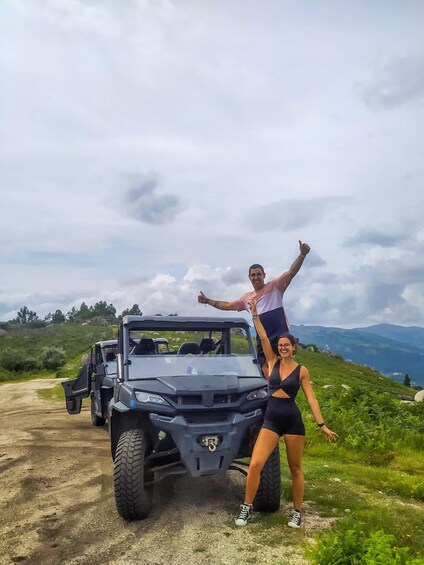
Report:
62,315,281,520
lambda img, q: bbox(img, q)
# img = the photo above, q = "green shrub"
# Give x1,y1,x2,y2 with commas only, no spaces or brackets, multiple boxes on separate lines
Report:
27,320,48,329
309,526,418,564
40,346,66,370
0,350,40,372
20,357,40,372
307,387,424,462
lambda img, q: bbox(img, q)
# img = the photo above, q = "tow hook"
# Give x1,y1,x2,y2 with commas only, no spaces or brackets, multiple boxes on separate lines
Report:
200,435,220,452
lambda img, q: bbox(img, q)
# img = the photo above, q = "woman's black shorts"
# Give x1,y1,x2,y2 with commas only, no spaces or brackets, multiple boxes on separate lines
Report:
262,396,305,437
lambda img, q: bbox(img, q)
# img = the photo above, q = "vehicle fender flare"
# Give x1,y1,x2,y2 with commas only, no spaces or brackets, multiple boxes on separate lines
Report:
109,408,151,460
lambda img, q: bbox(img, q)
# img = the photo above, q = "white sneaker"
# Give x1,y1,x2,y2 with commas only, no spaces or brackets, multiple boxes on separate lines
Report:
235,503,252,526
288,509,302,528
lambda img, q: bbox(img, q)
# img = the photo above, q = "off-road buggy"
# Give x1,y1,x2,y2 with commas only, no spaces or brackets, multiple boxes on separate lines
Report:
62,315,281,520
63,339,118,427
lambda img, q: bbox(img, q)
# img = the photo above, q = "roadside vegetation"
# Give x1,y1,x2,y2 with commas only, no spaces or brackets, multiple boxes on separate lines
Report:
1,310,423,563
0,301,149,382
278,349,423,564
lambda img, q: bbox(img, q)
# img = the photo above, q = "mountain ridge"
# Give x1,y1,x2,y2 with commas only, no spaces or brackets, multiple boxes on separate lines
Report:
292,323,424,386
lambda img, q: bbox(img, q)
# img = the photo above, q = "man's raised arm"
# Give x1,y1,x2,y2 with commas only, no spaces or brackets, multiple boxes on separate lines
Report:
283,240,311,284
197,291,235,311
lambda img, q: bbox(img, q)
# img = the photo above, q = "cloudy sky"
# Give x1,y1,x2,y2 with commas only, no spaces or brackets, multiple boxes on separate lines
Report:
1,0,423,328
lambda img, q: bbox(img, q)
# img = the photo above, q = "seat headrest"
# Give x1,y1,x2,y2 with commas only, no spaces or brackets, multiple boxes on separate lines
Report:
177,342,200,355
133,338,156,355
199,338,216,354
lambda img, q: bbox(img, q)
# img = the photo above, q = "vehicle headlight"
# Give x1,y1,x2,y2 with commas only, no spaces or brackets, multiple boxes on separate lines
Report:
135,391,170,405
246,388,268,401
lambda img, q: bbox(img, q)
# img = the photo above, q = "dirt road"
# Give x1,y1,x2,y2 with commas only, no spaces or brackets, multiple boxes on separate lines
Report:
0,379,316,565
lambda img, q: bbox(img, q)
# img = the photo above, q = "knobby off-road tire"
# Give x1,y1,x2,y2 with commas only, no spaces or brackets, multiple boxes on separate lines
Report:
253,445,281,512
114,429,154,520
91,397,105,427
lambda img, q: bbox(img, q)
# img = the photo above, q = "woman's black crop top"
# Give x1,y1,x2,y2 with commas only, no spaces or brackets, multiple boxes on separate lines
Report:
268,361,301,400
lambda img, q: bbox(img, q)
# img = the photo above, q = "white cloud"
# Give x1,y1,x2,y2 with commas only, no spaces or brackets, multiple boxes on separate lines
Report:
359,54,424,109
0,0,423,328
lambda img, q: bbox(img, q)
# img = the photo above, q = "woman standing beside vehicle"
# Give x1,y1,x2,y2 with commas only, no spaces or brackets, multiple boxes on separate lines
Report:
235,300,337,528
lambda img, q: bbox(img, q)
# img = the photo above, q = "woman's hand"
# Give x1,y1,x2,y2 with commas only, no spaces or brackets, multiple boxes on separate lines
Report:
249,299,258,317
320,426,338,442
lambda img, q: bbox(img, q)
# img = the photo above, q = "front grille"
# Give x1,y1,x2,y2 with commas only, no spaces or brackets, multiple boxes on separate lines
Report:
214,393,240,404
184,411,229,424
169,395,202,405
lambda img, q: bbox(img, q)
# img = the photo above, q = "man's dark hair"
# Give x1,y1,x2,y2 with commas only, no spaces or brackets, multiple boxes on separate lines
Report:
248,264,265,275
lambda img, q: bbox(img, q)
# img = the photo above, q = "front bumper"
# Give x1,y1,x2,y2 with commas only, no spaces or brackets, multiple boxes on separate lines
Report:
149,409,262,477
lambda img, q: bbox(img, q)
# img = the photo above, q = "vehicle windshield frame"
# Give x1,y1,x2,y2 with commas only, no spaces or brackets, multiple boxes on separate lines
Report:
118,316,259,381
127,352,261,379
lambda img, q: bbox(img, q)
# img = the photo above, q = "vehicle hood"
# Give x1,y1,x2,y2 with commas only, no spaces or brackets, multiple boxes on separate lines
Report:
128,374,266,395
157,374,239,394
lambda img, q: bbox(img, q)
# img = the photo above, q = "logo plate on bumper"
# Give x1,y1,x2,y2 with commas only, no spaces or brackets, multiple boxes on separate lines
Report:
200,435,221,452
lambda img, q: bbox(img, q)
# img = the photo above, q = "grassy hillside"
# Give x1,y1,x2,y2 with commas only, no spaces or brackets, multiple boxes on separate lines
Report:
0,323,116,382
295,347,415,397
295,348,424,563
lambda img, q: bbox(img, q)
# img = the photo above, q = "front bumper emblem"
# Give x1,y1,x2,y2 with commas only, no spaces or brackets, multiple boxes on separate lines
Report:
200,435,220,452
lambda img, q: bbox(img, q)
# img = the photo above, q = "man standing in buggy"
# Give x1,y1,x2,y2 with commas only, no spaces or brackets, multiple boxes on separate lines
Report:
198,240,311,372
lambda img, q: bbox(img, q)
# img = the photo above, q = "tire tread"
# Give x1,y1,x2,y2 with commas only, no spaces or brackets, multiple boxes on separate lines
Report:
114,429,153,520
253,445,281,512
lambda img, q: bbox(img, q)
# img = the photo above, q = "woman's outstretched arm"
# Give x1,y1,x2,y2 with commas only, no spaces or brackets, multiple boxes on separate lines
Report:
250,300,277,369
300,366,338,442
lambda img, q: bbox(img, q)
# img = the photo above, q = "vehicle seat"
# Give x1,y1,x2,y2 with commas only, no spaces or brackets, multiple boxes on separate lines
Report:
199,338,216,354
105,351,116,362
177,342,200,355
132,338,157,355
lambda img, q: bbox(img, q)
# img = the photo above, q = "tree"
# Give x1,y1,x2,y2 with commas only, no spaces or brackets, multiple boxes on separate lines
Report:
78,302,91,321
45,309,66,324
52,309,66,323
403,374,411,387
14,306,39,324
67,301,117,323
90,301,116,320
66,306,78,322
121,304,142,317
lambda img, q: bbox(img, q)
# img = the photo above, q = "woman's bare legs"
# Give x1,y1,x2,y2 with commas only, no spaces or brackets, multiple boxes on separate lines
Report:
244,428,280,504
284,434,305,510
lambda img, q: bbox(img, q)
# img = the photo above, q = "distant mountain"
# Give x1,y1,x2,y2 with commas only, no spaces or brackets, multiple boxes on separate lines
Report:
291,324,424,387
353,324,424,350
